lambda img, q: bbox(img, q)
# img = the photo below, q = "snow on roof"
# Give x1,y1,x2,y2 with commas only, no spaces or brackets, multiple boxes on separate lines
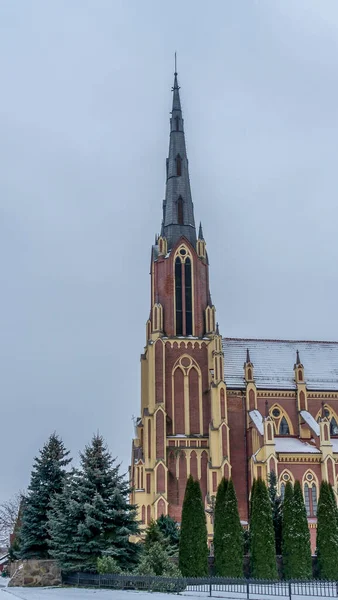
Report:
249,410,264,435
275,437,320,454
300,410,320,436
223,338,338,390
331,439,338,453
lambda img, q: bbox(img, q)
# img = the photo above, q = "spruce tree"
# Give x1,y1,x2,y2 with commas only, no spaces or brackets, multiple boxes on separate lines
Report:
156,514,179,547
221,479,243,577
213,477,228,575
20,433,71,559
317,481,338,580
49,435,139,571
179,476,208,576
268,471,282,555
281,480,294,579
250,478,277,579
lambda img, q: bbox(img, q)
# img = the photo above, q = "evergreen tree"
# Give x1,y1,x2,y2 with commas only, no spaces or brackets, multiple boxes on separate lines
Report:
179,476,208,576
249,479,257,520
292,481,312,578
221,479,243,577
213,477,228,575
144,520,163,550
281,480,294,579
268,471,282,555
250,478,277,579
282,481,312,579
49,435,139,571
156,514,179,547
316,481,338,580
20,433,71,559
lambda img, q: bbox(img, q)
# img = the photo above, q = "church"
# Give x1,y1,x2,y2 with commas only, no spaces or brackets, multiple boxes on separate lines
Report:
130,70,338,550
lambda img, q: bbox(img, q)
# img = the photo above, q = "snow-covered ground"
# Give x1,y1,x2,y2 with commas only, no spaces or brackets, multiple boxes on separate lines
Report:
0,587,336,600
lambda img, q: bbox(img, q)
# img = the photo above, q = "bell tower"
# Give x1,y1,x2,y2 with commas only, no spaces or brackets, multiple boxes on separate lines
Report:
130,68,230,542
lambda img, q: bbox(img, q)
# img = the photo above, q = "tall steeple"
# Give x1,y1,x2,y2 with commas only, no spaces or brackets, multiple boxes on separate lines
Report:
161,69,196,250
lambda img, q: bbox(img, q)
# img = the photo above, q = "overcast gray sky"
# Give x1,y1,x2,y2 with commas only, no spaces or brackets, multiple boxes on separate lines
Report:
1,0,338,502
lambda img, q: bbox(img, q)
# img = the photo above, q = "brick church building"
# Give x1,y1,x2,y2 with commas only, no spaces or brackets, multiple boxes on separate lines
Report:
130,70,338,549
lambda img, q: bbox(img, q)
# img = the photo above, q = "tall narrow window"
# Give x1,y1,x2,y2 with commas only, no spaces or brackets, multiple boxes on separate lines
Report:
175,257,183,335
280,483,285,500
279,416,290,435
304,484,317,516
176,154,182,176
330,417,338,436
177,197,183,225
185,258,192,335
175,116,179,131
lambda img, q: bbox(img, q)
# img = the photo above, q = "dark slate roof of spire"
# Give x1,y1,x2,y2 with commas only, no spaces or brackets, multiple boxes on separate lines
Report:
161,71,196,250
222,338,338,390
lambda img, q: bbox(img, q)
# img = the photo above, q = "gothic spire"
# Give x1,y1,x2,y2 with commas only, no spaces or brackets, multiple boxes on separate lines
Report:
161,69,196,251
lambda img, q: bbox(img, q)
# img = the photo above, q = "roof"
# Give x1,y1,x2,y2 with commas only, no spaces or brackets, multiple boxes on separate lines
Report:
223,338,338,391
274,438,320,454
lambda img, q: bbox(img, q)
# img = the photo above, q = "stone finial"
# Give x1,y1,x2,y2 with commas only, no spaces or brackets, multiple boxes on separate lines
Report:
265,399,269,418
246,348,251,364
198,222,205,241
321,401,326,420
216,322,219,335
296,349,300,365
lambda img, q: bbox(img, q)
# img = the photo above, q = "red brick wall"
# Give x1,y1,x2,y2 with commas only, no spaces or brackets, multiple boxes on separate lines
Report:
156,410,165,459
173,368,185,434
228,393,248,521
157,463,165,493
155,340,163,403
189,367,200,434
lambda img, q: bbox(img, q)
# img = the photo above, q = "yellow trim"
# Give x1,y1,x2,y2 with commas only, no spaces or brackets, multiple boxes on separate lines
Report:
315,404,338,427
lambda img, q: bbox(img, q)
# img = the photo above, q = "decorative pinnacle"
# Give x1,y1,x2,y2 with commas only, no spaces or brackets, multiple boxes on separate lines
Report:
174,51,177,75
246,348,251,364
198,222,204,241
296,349,300,365
216,322,219,335
265,399,269,418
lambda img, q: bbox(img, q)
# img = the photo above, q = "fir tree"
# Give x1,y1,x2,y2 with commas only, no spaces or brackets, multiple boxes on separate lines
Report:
213,477,228,575
144,520,163,550
281,480,294,579
20,433,71,559
268,471,282,555
179,476,208,576
221,479,243,577
316,481,338,580
49,435,139,571
156,514,179,547
250,478,277,579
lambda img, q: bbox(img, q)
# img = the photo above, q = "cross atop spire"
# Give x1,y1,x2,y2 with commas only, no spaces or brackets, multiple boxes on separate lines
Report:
160,68,196,251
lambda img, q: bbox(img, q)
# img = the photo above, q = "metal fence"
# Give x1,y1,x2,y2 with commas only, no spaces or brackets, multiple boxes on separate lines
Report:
62,572,338,598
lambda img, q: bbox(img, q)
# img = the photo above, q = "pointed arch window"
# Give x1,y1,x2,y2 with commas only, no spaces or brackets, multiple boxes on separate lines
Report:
175,257,183,335
176,154,182,177
330,416,338,436
177,197,184,225
175,116,180,131
185,258,192,336
279,416,290,435
304,482,317,517
175,247,194,337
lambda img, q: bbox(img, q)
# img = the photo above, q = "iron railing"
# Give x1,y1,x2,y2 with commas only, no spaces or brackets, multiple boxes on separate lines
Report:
62,572,338,598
